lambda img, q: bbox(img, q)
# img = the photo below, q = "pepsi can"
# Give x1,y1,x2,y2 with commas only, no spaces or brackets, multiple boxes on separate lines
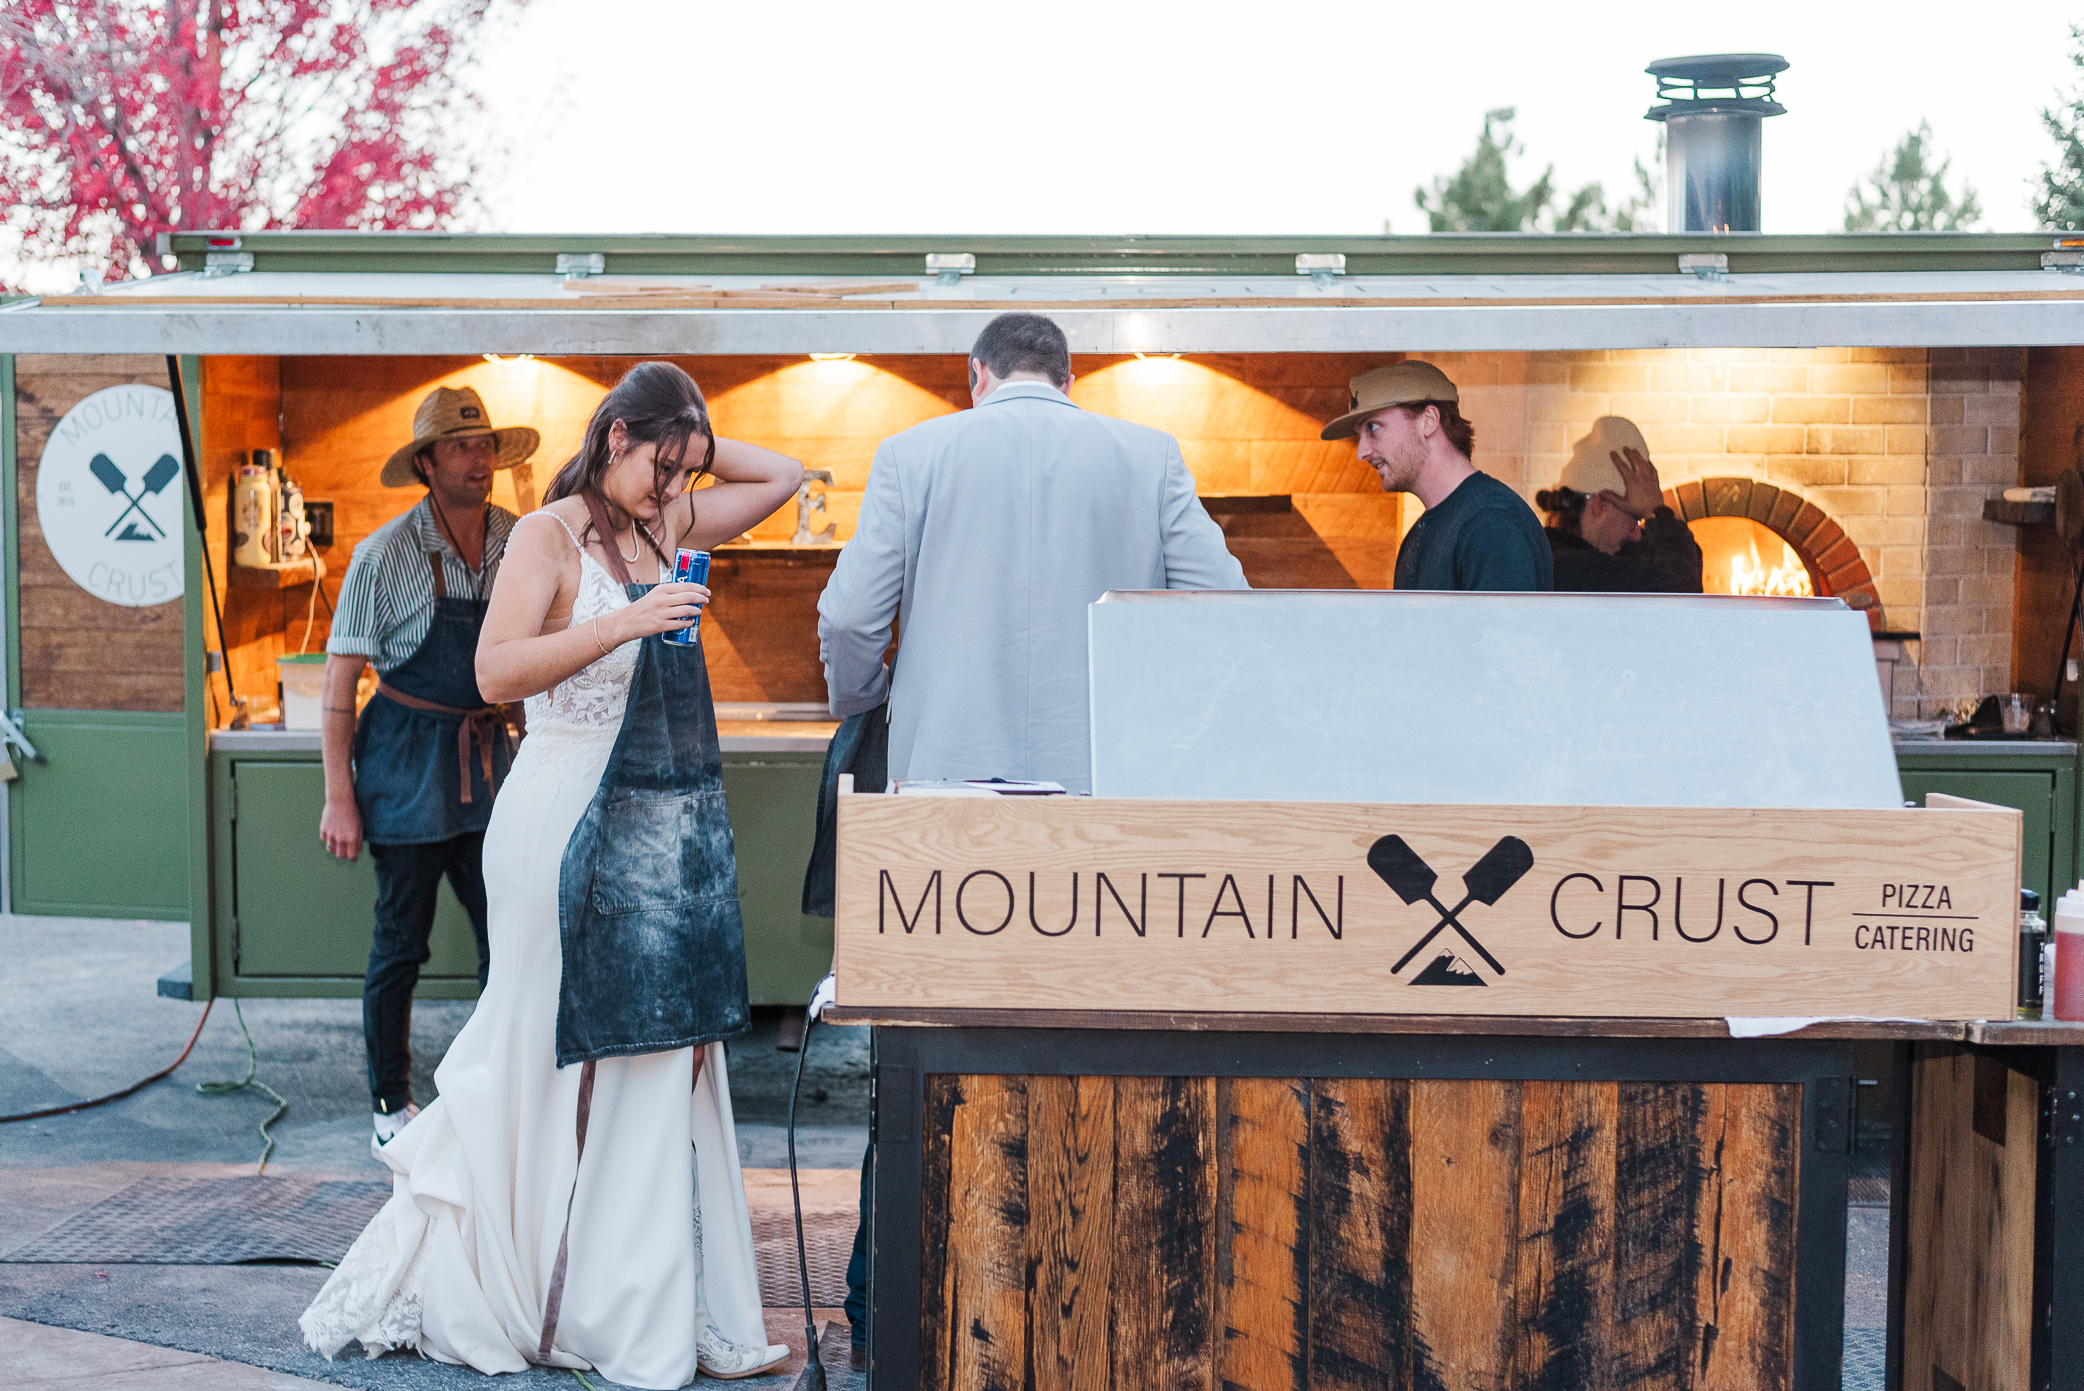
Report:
660,548,710,646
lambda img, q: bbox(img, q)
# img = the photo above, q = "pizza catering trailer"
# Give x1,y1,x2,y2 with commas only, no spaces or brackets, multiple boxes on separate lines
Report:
6,229,2084,1385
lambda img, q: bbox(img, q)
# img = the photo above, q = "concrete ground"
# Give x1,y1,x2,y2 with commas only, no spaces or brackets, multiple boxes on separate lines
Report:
3,913,1889,1388
0,914,866,1389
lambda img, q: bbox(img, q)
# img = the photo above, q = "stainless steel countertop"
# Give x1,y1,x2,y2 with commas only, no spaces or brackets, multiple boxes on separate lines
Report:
1891,738,2078,756
208,723,837,755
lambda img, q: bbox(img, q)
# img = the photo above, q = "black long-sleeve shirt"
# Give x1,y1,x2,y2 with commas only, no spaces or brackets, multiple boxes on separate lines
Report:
1545,507,1704,593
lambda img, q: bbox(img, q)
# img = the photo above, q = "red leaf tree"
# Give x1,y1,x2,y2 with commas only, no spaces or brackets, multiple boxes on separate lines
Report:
0,0,527,286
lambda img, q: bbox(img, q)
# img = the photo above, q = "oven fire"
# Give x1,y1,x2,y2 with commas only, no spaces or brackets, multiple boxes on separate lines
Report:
1729,537,1815,598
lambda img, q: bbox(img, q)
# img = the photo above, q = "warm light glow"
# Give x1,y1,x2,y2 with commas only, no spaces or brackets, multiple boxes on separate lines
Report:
482,353,535,364
1134,352,1182,360
808,353,856,362
1728,537,1814,597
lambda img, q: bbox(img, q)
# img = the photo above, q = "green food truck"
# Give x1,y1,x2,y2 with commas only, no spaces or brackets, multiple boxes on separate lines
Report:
1,229,2081,1009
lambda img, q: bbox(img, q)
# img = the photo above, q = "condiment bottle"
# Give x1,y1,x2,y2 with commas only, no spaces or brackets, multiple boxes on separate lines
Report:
2020,888,2046,1019
2055,893,2084,1022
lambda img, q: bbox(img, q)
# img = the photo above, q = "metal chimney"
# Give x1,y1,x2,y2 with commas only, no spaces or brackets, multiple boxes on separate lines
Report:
1645,54,1788,233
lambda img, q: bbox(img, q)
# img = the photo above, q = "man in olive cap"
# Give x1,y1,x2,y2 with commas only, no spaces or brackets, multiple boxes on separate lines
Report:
318,384,538,1152
1322,360,1552,591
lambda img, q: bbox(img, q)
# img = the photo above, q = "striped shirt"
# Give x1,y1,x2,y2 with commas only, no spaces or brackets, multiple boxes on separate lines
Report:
327,497,519,673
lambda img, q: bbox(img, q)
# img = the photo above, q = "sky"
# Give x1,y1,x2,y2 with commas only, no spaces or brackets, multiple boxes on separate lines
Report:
468,0,2078,239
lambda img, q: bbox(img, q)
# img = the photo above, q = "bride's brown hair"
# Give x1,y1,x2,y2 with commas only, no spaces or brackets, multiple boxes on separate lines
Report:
543,362,717,567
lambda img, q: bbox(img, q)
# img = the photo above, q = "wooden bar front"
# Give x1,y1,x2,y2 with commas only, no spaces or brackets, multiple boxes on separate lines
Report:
854,1022,1855,1391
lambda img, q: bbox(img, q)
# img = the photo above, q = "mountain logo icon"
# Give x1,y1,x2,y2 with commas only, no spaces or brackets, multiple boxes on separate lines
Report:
1410,951,1487,986
1366,834,1534,985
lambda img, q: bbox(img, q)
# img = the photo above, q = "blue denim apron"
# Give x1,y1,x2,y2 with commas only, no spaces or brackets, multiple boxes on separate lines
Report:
353,551,513,843
553,499,748,1067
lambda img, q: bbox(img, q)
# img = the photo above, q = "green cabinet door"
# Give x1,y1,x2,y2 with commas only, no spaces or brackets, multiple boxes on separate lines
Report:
1897,768,2054,906
722,754,834,1006
230,760,483,980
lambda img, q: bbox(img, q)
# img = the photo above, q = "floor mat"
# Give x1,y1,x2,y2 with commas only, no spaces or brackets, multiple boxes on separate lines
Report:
7,1175,857,1306
7,1176,389,1265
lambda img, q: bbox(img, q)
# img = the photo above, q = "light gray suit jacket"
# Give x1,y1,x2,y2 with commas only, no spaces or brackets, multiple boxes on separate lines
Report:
817,381,1247,793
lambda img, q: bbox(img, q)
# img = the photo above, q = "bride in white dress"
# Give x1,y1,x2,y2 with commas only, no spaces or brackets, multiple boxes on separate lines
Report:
301,364,805,1387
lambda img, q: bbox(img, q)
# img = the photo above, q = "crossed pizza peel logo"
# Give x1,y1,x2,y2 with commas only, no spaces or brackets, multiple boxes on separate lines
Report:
1366,834,1534,986
90,451,181,542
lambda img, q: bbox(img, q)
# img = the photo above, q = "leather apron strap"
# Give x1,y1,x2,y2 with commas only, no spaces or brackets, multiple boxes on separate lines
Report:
536,1058,597,1365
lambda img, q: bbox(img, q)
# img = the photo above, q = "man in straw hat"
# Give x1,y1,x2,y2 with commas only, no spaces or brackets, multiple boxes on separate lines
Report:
1322,360,1552,591
1535,416,1703,592
317,384,539,1153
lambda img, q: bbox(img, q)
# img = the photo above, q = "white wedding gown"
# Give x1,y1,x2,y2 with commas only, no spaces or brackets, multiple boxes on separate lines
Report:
301,519,772,1388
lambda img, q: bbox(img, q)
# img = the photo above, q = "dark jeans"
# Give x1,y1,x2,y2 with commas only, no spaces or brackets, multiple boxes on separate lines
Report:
847,1142,871,1349
365,834,490,1113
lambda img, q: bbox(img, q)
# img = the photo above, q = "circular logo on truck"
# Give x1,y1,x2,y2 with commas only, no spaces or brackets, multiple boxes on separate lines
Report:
35,385,185,607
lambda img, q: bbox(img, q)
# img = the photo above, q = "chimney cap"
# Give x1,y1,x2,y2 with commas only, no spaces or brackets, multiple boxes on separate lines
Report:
1646,52,1788,120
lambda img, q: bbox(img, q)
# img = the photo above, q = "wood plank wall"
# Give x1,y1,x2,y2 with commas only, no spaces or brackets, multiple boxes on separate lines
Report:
14,355,184,711
2015,346,2084,725
1901,1043,2037,1391
920,1073,1801,1391
194,353,1403,716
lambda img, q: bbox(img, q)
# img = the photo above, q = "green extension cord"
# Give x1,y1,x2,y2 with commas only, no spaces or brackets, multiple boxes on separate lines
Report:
195,999,288,1175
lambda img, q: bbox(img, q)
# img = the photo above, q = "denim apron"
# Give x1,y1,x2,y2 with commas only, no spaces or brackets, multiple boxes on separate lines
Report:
553,498,748,1067
353,551,513,843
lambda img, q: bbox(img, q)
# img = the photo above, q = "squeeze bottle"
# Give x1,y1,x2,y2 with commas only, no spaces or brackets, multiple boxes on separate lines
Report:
2054,893,2084,1021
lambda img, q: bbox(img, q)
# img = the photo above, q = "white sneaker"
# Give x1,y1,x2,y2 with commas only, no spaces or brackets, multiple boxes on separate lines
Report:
695,1328,789,1380
370,1104,420,1160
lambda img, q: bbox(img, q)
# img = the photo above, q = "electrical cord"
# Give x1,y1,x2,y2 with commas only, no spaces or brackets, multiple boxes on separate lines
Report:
195,998,288,1175
786,1002,829,1391
0,998,214,1124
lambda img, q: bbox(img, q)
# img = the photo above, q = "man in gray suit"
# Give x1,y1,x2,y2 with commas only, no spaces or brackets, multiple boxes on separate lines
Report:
817,312,1245,792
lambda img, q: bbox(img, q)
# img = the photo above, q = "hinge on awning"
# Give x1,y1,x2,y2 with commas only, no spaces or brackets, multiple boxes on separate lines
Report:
556,252,606,279
1678,252,1729,281
202,251,253,276
1296,253,1347,288
2044,250,2084,274
926,253,974,286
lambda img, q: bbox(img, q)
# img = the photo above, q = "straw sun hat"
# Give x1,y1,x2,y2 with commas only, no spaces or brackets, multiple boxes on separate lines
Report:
1318,360,1461,441
381,386,541,488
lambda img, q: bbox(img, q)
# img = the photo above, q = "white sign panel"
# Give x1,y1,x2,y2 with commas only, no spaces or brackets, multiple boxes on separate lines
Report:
36,385,185,607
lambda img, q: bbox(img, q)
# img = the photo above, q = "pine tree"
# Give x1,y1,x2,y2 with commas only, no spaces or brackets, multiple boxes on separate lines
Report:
1412,109,1651,233
2037,24,2084,229
1843,122,1982,232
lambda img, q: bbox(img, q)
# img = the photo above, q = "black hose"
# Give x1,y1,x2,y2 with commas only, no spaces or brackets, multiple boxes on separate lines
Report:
785,1005,829,1390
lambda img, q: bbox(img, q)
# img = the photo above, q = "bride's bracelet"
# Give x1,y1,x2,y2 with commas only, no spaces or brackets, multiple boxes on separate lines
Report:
592,616,610,656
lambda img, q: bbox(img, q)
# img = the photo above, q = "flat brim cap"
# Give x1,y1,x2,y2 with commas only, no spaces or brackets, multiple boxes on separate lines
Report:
380,385,542,487
1320,360,1461,441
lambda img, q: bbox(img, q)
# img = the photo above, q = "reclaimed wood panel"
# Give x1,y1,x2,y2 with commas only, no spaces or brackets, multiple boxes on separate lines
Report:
1221,1077,1310,1391
921,1074,1812,1391
1306,1077,1415,1390
1512,1080,1619,1391
1902,1044,2038,1391
1114,1075,1219,1391
1408,1078,1521,1388
15,355,184,710
939,1073,1029,1391
1694,1085,1800,1391
837,795,2021,1022
1027,1074,1115,1391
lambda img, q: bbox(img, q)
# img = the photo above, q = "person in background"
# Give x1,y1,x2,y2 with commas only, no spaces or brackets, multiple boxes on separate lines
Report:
814,311,1247,1367
1536,416,1704,593
319,386,533,1153
1322,359,1552,592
